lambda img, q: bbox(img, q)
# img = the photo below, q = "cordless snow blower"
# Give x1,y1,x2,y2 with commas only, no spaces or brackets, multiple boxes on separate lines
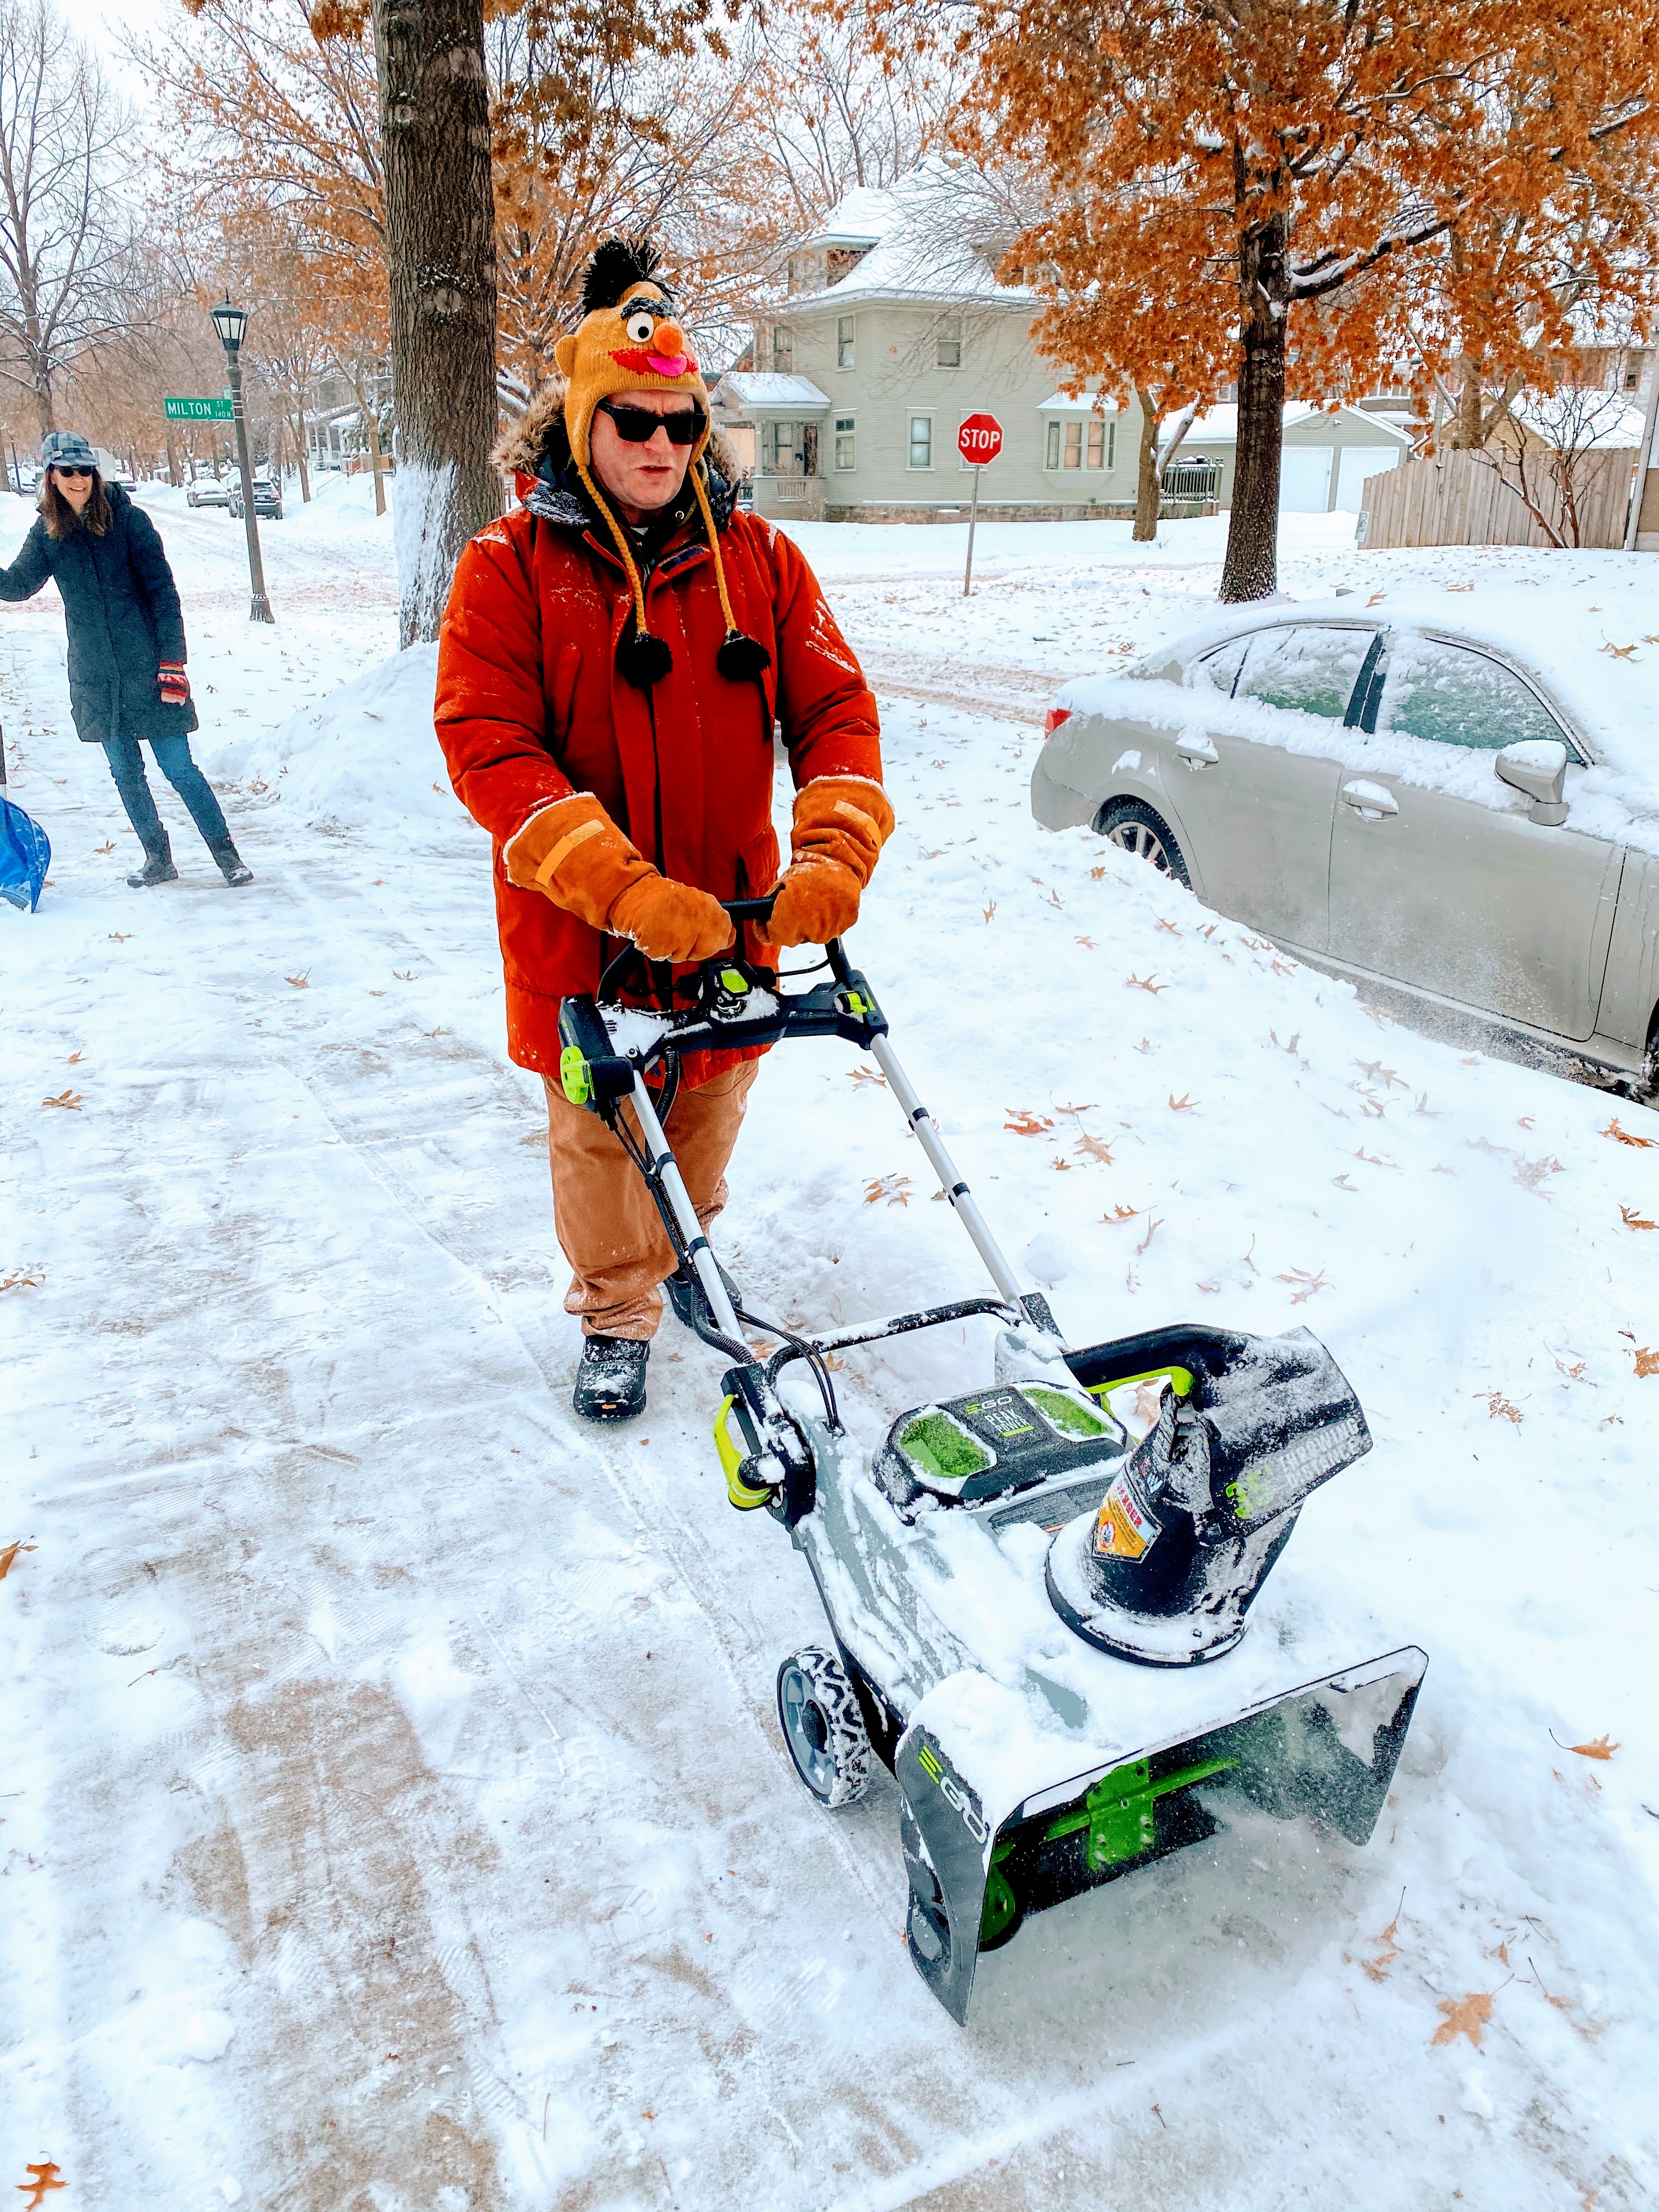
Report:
557,901,1426,2022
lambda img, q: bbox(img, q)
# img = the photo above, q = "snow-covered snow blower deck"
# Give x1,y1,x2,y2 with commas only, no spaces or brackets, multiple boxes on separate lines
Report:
555,902,1427,2022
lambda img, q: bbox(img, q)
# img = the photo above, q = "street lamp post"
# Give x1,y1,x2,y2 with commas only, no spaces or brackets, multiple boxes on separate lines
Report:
210,295,274,624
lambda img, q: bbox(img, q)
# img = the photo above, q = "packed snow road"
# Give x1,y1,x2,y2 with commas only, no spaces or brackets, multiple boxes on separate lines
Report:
3,483,1657,2211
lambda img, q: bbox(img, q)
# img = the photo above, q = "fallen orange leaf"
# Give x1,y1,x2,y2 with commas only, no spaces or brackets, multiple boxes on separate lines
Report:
1167,1093,1195,1111
1618,1205,1657,1230
14,2165,66,2209
1570,1735,1618,1760
1602,1118,1655,1148
1127,973,1167,995
1633,1347,1658,1378
1005,1111,1054,1136
285,972,311,989
1431,1991,1493,2048
1,1540,39,1579
42,1090,82,1110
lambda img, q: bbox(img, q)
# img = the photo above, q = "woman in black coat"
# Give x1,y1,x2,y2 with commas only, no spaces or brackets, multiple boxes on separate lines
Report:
0,430,251,887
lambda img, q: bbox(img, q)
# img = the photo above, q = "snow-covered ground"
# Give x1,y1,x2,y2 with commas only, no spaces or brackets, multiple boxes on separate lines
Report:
3,484,1657,2210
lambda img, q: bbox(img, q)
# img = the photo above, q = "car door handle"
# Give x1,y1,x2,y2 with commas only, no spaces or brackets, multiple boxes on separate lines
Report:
1340,780,1398,818
1176,737,1220,769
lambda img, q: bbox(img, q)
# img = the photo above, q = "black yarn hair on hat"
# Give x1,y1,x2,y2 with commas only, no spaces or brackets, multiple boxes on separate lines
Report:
581,236,667,317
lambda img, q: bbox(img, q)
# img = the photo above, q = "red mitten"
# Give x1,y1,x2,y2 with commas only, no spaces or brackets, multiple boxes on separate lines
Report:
159,662,190,708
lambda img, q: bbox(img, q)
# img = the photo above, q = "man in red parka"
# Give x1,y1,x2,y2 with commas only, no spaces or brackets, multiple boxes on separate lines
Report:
436,238,892,1421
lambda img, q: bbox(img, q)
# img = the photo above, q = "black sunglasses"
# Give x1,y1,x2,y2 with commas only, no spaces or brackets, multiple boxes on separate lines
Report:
596,400,703,447
54,465,94,479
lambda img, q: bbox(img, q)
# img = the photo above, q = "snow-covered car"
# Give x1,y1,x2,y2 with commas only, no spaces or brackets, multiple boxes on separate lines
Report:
228,475,284,520
187,479,233,509
1032,594,1659,1094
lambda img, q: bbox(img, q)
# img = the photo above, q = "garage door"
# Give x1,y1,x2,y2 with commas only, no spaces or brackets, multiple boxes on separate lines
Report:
1334,445,1402,512
1279,448,1333,512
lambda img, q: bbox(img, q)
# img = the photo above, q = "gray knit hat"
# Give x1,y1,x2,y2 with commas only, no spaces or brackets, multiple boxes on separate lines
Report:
41,430,97,471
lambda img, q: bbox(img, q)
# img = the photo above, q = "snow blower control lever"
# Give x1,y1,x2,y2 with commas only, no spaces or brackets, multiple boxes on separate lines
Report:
555,897,1059,1521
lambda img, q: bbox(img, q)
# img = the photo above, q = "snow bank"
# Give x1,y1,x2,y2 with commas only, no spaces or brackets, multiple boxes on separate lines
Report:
195,642,459,833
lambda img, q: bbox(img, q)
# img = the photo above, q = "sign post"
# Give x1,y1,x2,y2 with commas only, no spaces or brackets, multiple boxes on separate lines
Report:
163,396,235,421
957,413,1003,596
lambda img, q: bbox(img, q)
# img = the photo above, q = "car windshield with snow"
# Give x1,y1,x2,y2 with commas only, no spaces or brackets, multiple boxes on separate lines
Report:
1032,599,1659,1097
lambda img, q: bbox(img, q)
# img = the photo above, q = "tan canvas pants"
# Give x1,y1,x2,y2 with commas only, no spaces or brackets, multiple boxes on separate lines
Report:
542,1059,759,1340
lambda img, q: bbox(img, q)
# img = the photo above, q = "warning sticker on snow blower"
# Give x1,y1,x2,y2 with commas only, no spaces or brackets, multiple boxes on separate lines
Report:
1093,1468,1161,1561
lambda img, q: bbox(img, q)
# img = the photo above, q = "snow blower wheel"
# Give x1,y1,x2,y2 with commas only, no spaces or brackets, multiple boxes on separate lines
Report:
776,1647,872,1808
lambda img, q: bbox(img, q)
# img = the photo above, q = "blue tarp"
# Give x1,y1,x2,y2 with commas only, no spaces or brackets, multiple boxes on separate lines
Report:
1,793,50,911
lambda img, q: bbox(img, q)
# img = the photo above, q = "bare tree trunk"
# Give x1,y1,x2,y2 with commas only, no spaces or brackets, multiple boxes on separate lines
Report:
164,422,180,487
366,399,387,516
1221,218,1288,603
1132,392,1160,542
1449,362,1484,449
291,407,312,500
372,0,501,647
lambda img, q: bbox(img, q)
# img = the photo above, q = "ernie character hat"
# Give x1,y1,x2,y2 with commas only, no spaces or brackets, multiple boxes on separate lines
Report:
555,238,770,689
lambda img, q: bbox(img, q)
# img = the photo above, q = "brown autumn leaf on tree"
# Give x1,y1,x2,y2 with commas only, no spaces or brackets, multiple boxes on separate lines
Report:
1432,1991,1494,2049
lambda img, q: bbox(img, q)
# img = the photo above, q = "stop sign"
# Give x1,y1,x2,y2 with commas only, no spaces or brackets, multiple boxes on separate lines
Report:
958,412,1003,465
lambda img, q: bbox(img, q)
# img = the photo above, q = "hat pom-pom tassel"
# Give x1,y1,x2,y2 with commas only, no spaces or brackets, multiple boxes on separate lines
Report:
617,626,673,687
717,629,771,680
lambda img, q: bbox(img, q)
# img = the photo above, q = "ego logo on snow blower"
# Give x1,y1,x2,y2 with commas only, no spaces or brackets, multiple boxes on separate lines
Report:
918,1743,990,1847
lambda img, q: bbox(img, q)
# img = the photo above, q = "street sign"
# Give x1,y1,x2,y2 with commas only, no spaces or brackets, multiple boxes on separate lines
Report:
957,413,1003,465
957,413,1003,595
164,396,234,421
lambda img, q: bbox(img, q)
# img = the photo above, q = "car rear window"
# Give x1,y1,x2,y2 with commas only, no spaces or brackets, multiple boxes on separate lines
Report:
1232,627,1376,719
1377,637,1572,754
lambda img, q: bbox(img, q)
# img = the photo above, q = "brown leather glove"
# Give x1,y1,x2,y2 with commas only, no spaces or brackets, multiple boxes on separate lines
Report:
768,776,895,948
503,792,735,963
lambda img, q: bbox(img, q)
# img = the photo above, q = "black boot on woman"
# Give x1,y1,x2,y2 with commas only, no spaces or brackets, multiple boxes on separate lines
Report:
127,836,178,888
208,838,253,887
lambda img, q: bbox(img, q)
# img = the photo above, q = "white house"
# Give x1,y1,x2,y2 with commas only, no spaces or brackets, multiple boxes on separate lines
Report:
712,164,1417,524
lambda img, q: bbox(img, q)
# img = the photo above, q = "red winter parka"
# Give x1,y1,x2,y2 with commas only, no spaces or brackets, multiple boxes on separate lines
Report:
435,397,882,1079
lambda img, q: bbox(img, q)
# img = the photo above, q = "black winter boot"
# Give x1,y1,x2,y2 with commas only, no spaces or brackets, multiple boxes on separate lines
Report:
127,838,178,888
664,1256,744,1339
573,1334,649,1421
208,838,253,887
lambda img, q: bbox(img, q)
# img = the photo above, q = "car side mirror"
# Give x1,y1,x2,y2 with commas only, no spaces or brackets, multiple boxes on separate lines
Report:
1494,738,1569,827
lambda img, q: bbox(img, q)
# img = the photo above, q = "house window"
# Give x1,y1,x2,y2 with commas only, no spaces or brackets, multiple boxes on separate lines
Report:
763,421,800,476
834,415,856,471
837,316,855,370
770,325,793,374
908,414,933,469
936,318,962,369
1048,416,1114,470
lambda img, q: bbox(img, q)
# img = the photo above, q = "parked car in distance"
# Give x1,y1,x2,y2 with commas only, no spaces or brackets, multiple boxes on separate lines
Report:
187,479,233,509
1032,598,1659,1097
229,475,284,520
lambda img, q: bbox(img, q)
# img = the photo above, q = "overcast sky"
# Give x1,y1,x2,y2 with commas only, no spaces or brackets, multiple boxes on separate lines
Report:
57,0,179,63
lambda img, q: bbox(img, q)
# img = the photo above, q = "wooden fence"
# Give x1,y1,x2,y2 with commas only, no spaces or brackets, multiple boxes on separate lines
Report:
1357,446,1638,550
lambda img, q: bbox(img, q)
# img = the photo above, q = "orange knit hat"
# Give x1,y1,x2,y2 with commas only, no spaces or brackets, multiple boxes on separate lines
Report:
554,239,769,689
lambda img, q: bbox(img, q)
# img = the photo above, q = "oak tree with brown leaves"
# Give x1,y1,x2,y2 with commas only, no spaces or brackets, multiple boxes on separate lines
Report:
946,0,1659,599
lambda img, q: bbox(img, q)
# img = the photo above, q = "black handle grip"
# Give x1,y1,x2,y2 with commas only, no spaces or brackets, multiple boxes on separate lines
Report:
723,894,778,923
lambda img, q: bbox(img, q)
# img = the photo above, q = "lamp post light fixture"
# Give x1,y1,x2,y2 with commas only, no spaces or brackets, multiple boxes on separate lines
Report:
210,294,274,624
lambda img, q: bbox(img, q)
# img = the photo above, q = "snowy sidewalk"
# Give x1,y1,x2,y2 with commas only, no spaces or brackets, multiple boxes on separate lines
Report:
3,500,1658,2210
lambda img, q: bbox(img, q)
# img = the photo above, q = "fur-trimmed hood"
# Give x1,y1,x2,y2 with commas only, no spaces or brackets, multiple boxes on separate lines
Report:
495,377,743,516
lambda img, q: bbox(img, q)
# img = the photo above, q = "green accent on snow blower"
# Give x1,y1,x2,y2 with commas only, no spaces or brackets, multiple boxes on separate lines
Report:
559,1044,592,1107
719,968,749,995
1086,1363,1194,1409
1019,1385,1112,1440
980,1855,1021,1946
714,1393,772,1510
898,1410,994,1486
1045,1754,1237,1871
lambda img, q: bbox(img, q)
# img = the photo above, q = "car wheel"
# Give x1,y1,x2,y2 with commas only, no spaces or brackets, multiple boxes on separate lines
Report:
1098,798,1192,889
